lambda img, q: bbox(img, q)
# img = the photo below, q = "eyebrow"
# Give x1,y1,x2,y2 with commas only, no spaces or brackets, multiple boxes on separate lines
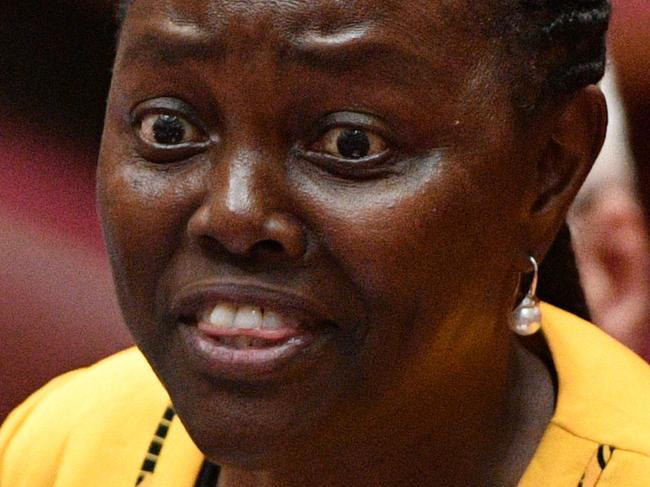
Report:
119,25,438,89
119,29,221,67
284,29,437,87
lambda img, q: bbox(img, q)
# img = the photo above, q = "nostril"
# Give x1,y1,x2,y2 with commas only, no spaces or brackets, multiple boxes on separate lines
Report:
251,239,285,255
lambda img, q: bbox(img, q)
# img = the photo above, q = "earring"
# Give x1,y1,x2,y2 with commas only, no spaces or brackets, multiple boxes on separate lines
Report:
511,256,542,336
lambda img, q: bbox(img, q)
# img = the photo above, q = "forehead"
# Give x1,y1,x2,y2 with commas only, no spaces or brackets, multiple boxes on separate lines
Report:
115,0,513,141
123,0,485,56
126,0,463,26
119,0,500,103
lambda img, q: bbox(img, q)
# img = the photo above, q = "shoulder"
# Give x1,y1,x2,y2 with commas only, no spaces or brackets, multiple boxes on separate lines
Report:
542,303,650,455
0,348,171,486
0,347,166,434
521,305,650,485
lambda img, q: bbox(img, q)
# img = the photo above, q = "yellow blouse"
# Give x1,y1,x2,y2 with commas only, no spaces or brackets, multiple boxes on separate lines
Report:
2,304,650,486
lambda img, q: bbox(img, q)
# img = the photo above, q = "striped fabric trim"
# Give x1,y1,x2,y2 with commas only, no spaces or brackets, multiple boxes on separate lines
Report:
577,445,615,487
135,406,176,486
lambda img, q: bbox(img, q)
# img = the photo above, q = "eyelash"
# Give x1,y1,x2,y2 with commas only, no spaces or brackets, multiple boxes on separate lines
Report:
131,107,210,163
130,104,397,177
299,127,393,177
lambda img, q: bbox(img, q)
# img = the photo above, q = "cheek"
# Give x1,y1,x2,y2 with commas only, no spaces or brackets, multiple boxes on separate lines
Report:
294,154,525,328
97,157,202,329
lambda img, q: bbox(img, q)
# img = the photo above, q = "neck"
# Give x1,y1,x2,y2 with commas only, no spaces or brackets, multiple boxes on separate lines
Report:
217,329,555,487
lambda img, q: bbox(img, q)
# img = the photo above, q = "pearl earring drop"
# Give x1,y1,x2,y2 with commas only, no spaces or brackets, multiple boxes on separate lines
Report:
511,256,542,336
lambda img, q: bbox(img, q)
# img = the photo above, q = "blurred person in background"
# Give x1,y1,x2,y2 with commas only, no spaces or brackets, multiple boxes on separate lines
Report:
570,67,650,360
610,0,650,221
569,1,650,361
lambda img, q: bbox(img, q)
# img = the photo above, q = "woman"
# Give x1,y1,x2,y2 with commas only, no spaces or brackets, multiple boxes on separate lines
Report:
2,0,650,485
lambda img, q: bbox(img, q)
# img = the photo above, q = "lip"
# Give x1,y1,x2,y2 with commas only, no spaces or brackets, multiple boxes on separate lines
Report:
180,325,325,381
171,281,337,381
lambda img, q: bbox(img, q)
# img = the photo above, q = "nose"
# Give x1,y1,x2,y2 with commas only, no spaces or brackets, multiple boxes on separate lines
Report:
187,150,307,261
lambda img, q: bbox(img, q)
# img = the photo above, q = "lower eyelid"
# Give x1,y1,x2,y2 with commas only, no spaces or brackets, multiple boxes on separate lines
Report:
302,148,391,167
134,141,210,165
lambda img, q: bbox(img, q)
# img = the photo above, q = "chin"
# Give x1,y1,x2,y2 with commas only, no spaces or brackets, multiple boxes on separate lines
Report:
178,395,327,469
164,364,351,467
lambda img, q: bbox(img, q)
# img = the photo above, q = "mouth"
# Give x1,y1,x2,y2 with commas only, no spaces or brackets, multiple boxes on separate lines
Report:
172,283,337,381
193,303,306,348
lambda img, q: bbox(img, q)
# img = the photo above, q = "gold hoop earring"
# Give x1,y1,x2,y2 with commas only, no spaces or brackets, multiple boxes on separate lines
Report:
511,256,542,336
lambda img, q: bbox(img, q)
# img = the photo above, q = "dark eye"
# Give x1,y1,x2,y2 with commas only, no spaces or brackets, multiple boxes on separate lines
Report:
311,127,387,160
138,113,204,146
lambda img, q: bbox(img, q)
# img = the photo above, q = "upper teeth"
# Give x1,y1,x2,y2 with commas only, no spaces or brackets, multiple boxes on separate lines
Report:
200,304,290,330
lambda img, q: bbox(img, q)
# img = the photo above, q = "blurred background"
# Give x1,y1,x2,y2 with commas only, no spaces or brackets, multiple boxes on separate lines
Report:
0,1,129,421
1,1,649,421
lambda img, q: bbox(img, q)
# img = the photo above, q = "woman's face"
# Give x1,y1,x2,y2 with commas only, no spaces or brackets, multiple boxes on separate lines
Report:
98,0,539,465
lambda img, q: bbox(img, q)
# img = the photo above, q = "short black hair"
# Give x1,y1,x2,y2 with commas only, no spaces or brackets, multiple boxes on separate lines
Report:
499,0,610,109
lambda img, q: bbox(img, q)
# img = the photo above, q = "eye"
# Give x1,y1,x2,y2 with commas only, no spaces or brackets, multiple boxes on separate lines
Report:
311,127,387,160
138,113,205,146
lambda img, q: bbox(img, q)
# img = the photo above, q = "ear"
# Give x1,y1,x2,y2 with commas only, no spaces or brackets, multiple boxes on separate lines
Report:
526,85,608,261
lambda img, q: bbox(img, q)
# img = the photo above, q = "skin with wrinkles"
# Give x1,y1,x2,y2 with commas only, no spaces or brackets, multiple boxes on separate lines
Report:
98,1,607,485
